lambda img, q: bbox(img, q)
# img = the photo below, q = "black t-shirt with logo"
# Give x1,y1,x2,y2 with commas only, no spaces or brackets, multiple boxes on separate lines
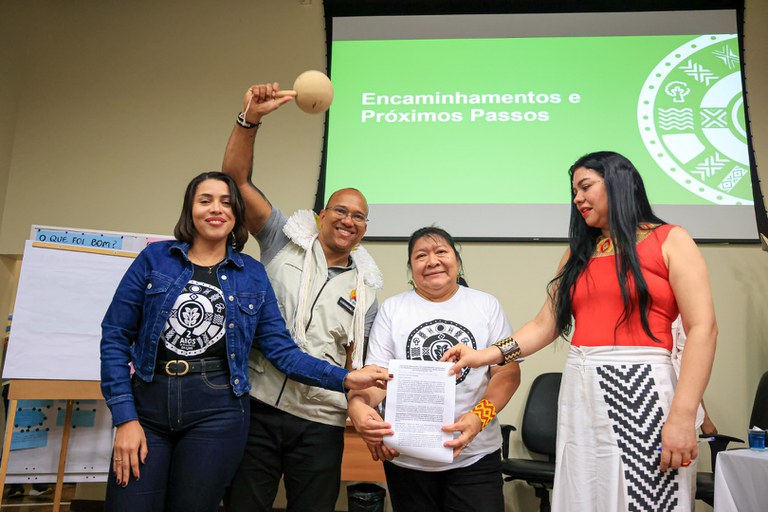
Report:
157,263,227,362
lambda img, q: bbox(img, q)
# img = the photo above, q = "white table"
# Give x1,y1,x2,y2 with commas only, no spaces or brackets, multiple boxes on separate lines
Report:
714,448,768,511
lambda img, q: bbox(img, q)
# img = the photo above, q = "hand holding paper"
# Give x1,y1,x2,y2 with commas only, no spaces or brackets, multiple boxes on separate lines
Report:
441,411,483,458
383,360,455,463
348,396,398,461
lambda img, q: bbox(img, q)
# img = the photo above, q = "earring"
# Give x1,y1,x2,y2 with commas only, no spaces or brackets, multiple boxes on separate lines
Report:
230,231,237,248
407,279,415,289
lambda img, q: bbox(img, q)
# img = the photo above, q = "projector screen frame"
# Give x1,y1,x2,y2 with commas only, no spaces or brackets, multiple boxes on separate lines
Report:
318,0,765,244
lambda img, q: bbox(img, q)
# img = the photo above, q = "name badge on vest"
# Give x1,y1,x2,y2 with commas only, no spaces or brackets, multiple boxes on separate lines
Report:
337,297,355,316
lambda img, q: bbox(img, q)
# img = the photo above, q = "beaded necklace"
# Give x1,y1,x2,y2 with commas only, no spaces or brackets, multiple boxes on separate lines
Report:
593,223,657,257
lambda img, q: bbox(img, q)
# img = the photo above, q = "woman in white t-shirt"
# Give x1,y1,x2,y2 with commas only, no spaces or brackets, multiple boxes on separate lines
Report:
347,227,521,512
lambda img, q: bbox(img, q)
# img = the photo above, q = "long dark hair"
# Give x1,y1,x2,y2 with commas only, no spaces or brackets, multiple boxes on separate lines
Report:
407,226,465,283
549,151,666,341
174,172,250,252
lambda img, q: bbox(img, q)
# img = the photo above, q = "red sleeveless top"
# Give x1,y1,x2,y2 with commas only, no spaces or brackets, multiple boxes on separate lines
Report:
571,224,678,350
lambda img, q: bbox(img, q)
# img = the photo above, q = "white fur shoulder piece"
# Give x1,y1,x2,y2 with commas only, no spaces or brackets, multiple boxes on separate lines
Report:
282,209,318,250
283,208,383,289
351,245,384,290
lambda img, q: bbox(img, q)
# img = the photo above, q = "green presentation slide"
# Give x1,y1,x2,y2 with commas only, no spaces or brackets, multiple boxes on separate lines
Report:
326,34,749,207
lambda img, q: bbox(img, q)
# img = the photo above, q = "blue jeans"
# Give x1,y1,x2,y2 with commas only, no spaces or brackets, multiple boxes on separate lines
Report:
104,370,249,512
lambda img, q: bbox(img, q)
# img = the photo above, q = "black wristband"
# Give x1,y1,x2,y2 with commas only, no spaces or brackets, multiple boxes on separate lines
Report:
236,112,261,130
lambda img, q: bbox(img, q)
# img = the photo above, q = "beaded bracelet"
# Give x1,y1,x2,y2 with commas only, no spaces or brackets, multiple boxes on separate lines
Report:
470,398,497,430
494,336,521,366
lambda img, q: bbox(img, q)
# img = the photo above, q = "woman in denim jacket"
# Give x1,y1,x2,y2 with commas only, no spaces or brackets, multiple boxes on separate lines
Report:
100,172,389,512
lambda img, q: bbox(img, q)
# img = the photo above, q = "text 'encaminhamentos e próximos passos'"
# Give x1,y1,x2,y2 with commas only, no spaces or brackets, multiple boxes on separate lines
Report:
359,91,582,123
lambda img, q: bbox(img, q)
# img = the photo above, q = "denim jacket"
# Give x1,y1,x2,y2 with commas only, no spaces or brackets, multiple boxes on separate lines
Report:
101,240,349,426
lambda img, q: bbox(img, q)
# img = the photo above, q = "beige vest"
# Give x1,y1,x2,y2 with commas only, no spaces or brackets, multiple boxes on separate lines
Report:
249,212,381,426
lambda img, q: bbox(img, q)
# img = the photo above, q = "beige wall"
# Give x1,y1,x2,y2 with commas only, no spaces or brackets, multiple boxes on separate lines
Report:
1,1,767,510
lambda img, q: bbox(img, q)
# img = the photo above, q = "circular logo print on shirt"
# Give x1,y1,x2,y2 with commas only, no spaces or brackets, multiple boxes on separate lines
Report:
638,34,751,205
406,319,476,384
162,281,226,356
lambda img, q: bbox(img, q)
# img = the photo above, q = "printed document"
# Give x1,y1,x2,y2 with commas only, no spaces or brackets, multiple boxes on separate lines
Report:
383,359,455,463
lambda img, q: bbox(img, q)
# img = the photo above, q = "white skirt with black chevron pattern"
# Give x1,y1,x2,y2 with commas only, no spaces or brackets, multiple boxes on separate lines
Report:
551,345,696,512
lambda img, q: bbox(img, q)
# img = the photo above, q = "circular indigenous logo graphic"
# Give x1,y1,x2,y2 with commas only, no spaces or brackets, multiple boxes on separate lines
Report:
406,319,476,384
163,281,226,356
638,35,751,205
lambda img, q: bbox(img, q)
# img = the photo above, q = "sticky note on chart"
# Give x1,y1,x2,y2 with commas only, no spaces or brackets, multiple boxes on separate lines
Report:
56,401,98,428
18,399,54,409
11,429,48,451
13,409,47,428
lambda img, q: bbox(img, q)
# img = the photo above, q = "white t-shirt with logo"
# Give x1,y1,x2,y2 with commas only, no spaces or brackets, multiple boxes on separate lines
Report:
365,286,512,471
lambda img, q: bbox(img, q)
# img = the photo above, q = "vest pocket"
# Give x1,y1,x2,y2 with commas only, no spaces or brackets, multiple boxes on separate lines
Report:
305,333,349,410
306,385,348,410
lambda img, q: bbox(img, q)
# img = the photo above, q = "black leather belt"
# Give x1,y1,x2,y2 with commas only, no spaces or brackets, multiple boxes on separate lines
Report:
156,358,228,376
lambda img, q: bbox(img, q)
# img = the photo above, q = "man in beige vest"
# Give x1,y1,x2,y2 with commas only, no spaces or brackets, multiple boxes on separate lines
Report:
223,83,383,512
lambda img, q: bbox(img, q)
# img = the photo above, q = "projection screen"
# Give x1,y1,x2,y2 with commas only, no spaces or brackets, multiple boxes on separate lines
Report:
321,3,760,241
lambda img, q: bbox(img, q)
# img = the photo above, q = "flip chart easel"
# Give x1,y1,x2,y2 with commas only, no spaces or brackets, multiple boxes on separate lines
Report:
1,225,170,511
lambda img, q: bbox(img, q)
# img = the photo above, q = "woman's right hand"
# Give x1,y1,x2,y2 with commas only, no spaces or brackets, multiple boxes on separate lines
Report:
112,420,148,486
440,345,502,376
348,397,399,462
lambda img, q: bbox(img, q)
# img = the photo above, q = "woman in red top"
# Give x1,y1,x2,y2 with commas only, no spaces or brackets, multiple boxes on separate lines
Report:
442,151,717,512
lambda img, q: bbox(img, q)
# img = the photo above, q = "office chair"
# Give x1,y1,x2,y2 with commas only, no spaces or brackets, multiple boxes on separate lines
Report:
500,372,561,512
695,369,767,505
694,432,744,506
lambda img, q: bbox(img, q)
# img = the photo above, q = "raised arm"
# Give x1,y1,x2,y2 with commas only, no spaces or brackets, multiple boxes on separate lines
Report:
659,226,717,470
222,83,292,235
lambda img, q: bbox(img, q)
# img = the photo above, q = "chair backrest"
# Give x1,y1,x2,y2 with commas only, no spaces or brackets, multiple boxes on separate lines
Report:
749,370,768,429
521,372,562,458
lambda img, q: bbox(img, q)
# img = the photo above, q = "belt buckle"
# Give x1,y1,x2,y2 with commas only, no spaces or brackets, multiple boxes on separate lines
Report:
165,360,190,376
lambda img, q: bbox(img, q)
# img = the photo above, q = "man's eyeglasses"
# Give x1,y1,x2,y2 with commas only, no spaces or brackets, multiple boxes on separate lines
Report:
326,205,368,225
